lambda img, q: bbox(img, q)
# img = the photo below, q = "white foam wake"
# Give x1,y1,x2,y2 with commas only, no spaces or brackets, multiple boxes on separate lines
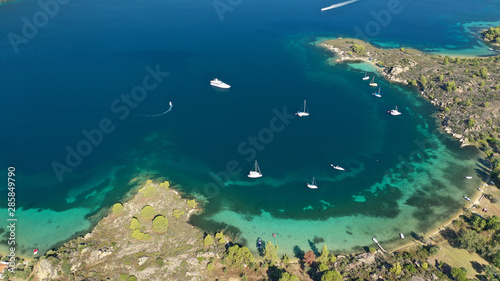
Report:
321,0,359,11
139,101,173,117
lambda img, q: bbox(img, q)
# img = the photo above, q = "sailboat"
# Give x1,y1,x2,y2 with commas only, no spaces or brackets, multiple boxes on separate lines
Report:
307,177,318,189
369,77,378,87
362,69,370,80
389,106,401,116
295,100,310,117
372,87,381,98
247,160,262,178
330,164,345,171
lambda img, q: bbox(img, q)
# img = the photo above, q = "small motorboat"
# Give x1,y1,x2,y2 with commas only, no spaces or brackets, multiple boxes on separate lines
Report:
399,233,404,239
465,176,472,179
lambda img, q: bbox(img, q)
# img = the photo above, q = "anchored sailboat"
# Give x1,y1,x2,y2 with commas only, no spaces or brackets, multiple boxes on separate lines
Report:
369,77,378,87
296,100,310,117
372,87,381,98
307,177,318,189
389,106,401,116
247,160,263,178
362,69,370,80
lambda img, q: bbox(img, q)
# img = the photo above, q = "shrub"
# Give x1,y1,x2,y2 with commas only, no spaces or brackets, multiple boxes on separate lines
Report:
159,181,170,189
130,217,141,230
141,205,155,220
112,203,124,215
131,229,151,241
142,185,157,198
187,199,197,208
223,245,255,268
152,215,168,233
128,276,137,281
207,262,215,271
204,234,214,246
321,270,343,281
119,274,128,280
422,262,428,270
390,262,402,275
369,247,376,254
173,209,185,219
263,242,279,264
156,257,164,267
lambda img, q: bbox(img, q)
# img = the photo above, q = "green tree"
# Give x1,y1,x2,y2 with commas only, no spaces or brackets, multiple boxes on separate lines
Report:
351,44,366,54
282,254,290,266
443,57,449,65
152,215,168,233
223,245,255,268
206,262,215,271
483,264,498,280
457,228,486,253
187,199,197,208
263,241,279,264
480,67,488,79
130,217,141,230
321,270,343,281
278,272,300,281
487,215,500,231
141,205,155,220
204,234,214,246
439,74,444,82
142,185,157,198
467,118,475,129
389,262,402,275
451,267,468,281
446,81,457,92
419,75,428,87
112,203,124,215
317,244,330,264
485,101,490,108
131,229,151,241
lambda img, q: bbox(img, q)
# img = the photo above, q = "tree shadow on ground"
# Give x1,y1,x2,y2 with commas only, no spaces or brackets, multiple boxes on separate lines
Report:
471,261,484,273
293,245,304,260
439,227,459,247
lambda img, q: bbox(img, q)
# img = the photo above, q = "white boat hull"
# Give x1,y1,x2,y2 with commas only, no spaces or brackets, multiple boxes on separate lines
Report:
362,76,370,80
296,112,310,117
248,172,262,178
331,164,345,171
307,184,318,189
210,79,231,89
369,83,378,87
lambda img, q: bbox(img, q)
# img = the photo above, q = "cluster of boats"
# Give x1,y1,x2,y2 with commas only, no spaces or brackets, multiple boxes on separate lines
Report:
211,73,402,189
363,70,401,116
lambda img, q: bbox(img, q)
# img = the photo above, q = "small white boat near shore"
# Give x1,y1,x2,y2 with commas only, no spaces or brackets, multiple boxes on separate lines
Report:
369,77,378,87
399,233,404,239
210,78,231,89
465,176,472,179
464,196,471,201
362,69,370,80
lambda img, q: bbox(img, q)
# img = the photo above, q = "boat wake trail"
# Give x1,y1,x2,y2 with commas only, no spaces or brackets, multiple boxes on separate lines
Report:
321,0,359,11
138,101,173,117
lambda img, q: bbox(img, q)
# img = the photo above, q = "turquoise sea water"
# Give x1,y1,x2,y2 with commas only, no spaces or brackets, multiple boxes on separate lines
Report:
0,0,498,257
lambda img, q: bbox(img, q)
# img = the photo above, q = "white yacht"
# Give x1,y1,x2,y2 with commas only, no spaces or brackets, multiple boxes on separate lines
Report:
247,160,262,178
296,100,310,117
307,177,318,189
465,176,472,179
330,164,345,171
389,106,401,116
210,78,231,89
369,77,378,87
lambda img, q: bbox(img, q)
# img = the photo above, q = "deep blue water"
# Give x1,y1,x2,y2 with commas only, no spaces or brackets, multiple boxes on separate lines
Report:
0,0,498,256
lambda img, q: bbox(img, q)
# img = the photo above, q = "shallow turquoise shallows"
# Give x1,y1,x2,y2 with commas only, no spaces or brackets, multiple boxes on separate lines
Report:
0,0,498,257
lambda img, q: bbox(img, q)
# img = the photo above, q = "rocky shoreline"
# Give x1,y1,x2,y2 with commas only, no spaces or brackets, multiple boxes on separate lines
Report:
318,38,500,147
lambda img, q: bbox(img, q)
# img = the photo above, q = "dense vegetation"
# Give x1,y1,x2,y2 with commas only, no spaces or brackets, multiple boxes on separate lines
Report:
483,26,500,44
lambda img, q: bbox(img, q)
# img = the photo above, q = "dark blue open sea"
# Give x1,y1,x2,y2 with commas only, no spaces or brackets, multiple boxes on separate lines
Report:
0,0,499,256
